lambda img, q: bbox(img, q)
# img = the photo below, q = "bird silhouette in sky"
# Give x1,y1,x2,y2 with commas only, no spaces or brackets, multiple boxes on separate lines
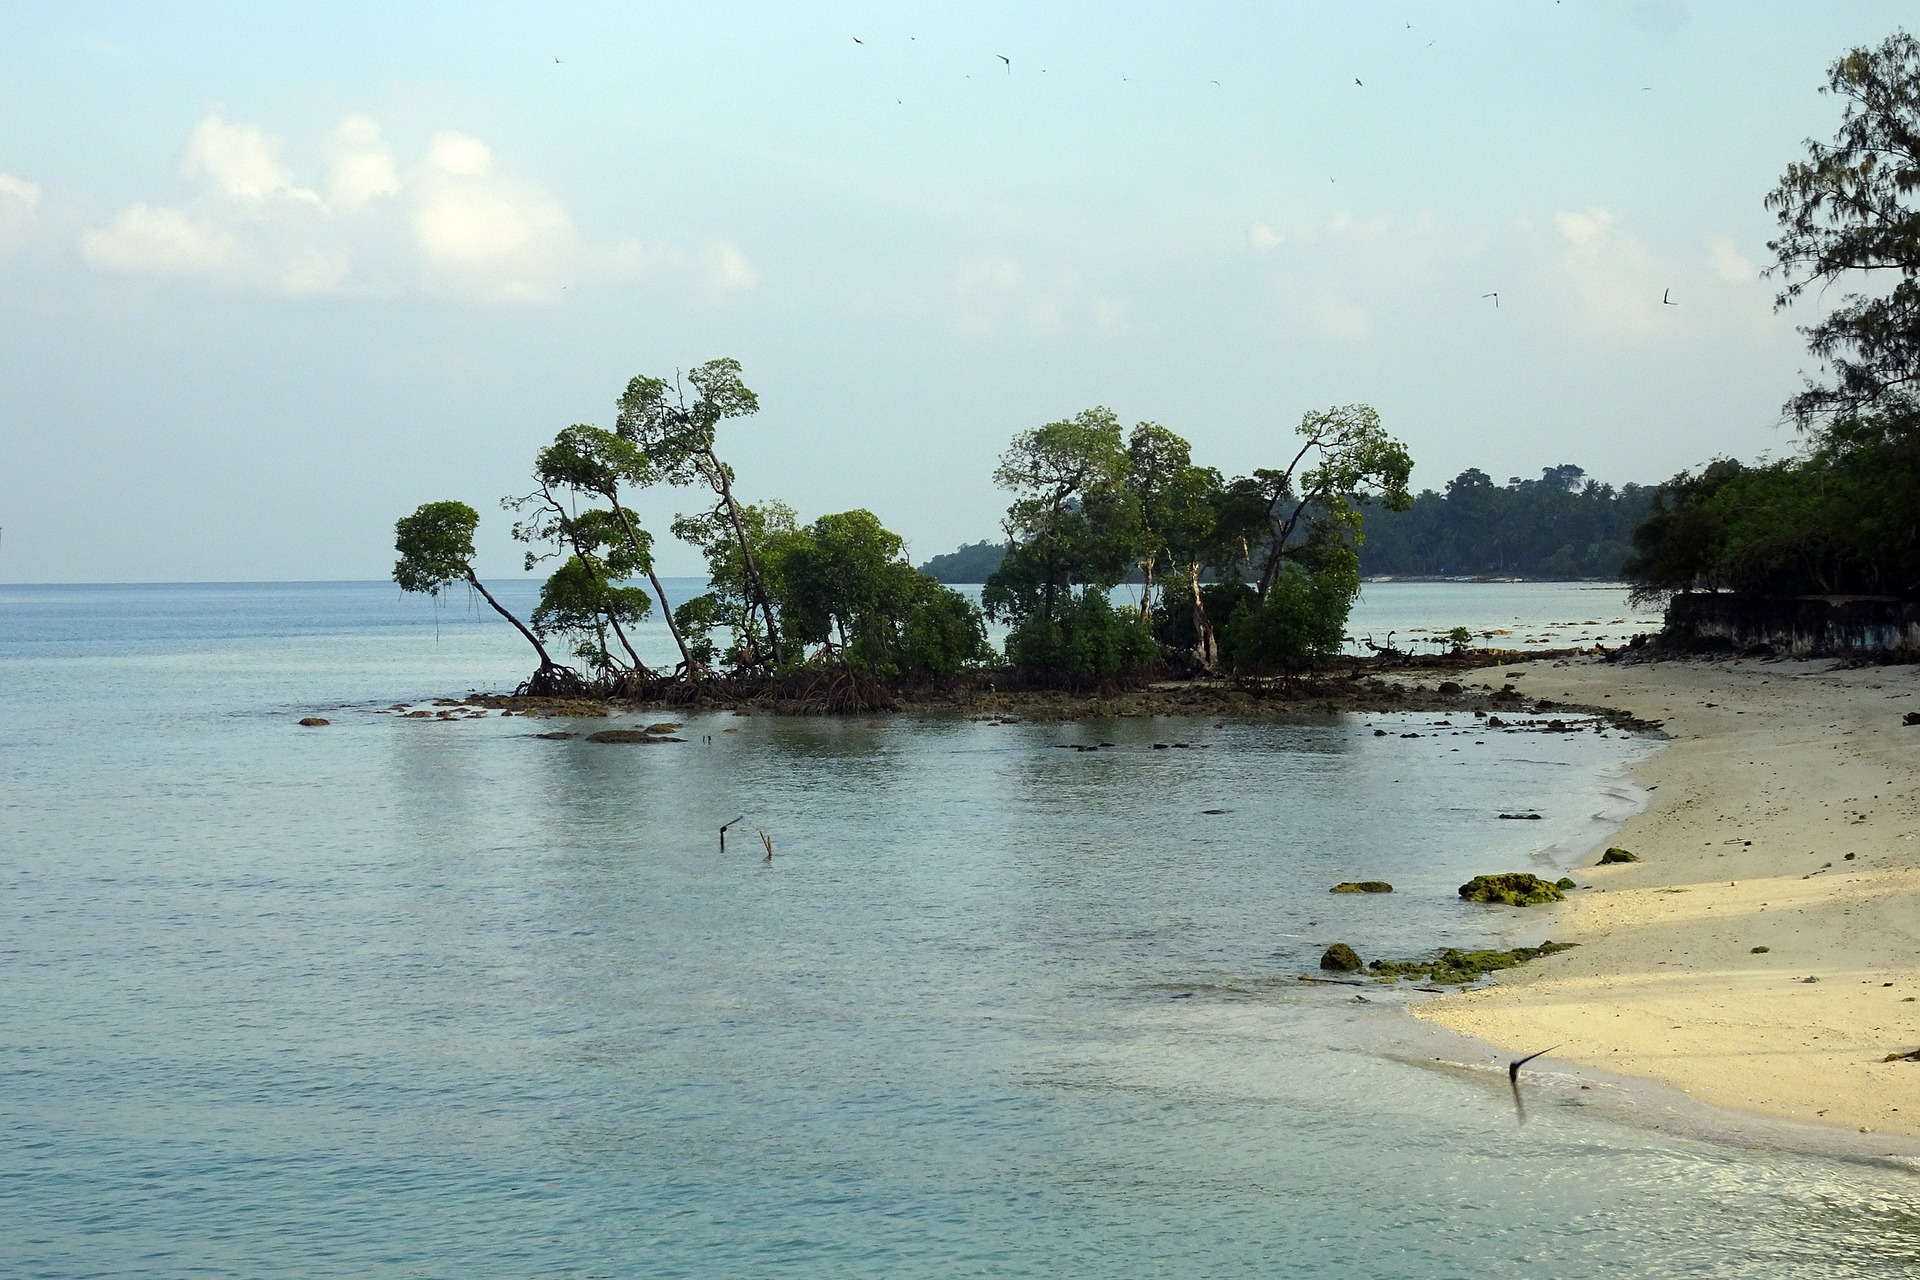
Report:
998,54,1011,72
1354,77,1364,86
1663,289,1677,306
852,36,863,44
1482,292,1499,308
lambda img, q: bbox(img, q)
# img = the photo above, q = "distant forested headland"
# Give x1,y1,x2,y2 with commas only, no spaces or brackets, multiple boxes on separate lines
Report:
921,464,1653,583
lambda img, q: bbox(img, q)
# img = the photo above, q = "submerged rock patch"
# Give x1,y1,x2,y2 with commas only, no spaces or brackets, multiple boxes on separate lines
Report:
1369,941,1577,986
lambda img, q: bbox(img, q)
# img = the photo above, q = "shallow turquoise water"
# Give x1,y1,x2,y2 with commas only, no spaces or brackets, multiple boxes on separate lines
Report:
3,582,1918,1278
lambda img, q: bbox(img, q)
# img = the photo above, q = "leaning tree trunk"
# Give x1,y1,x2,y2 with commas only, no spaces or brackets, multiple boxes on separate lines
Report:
608,500,697,675
704,452,783,666
463,568,565,676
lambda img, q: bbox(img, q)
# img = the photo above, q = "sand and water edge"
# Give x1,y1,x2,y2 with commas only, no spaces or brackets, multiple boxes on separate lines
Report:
1413,651,1920,1158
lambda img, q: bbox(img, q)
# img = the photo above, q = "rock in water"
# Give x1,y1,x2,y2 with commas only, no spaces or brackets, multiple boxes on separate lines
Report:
588,729,685,744
298,717,330,727
1457,873,1566,906
1599,847,1638,864
1320,942,1364,971
1330,881,1394,894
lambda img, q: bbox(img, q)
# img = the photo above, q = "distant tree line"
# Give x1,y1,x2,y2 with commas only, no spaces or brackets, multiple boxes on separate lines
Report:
923,464,1654,583
1623,31,1920,605
1357,466,1653,579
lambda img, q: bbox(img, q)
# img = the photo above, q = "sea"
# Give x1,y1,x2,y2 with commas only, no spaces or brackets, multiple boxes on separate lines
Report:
3,579,1917,1278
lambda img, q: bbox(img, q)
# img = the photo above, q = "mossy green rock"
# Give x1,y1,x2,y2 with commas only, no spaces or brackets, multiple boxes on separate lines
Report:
1330,881,1394,894
1555,877,1577,890
1458,872,1566,906
1369,941,1576,985
1599,847,1639,864
1320,942,1364,971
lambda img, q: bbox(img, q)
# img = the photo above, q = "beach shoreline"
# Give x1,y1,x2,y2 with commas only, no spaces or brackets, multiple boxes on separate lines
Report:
1414,651,1920,1143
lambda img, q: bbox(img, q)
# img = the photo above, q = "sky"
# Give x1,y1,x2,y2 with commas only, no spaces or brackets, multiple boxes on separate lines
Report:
0,1,1910,582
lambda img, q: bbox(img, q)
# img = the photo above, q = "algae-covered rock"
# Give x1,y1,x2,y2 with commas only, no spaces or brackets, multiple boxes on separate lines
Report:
588,728,685,744
298,717,330,727
1320,942,1364,971
1368,941,1576,985
1330,881,1394,894
1599,847,1638,864
1555,877,1577,890
1458,872,1566,906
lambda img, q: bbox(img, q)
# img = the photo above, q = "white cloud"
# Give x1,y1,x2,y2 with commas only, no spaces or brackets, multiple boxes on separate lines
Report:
1708,235,1759,284
1248,222,1283,252
412,165,575,301
427,131,492,178
1319,299,1370,340
182,113,319,205
1550,206,1668,336
0,172,41,259
708,240,758,293
75,110,742,305
328,115,401,209
281,247,350,297
80,202,238,275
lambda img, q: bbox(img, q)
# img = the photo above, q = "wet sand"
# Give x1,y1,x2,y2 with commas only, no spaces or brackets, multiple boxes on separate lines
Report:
1415,653,1920,1140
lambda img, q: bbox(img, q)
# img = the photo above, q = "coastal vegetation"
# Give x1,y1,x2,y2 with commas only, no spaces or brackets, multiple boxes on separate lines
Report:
926,463,1651,584
395,366,1414,696
1625,31,1920,609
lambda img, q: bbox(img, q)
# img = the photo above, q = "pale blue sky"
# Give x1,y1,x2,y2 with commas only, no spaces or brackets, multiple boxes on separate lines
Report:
0,2,1908,581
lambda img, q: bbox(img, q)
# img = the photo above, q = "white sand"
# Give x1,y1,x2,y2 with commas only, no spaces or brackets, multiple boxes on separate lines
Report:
1414,653,1920,1138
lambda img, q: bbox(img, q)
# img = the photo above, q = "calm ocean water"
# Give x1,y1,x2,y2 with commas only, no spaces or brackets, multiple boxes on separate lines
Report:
3,581,1916,1278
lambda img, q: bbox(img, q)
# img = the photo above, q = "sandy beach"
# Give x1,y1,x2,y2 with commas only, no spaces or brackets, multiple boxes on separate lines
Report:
1416,651,1920,1139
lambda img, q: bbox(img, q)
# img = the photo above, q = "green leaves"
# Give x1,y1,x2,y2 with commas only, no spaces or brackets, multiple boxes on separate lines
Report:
1766,31,1920,427
985,406,1140,631
392,500,479,595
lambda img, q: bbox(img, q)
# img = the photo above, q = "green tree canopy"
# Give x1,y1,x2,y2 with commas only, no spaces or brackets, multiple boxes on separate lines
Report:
1767,30,1920,427
617,357,783,664
392,499,568,686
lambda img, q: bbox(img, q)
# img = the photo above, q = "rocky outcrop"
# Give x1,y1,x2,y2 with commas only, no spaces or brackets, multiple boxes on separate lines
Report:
1458,872,1566,906
1320,942,1364,971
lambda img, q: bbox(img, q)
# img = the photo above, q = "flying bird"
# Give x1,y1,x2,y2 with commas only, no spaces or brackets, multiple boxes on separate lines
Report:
1508,1045,1557,1083
998,54,1011,72
1354,77,1364,86
852,36,863,44
1662,288,1677,305
1482,292,1499,308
